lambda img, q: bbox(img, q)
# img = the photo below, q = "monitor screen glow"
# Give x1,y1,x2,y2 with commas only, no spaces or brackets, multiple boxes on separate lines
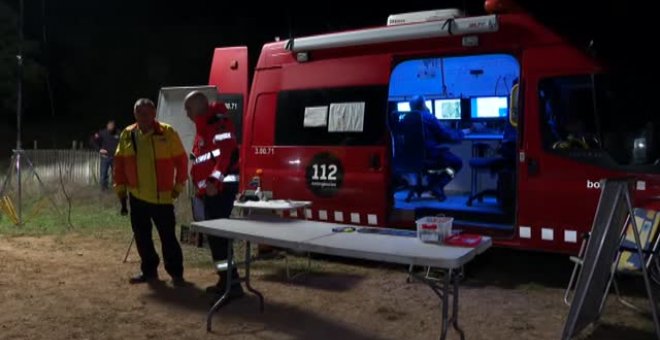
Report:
434,99,461,120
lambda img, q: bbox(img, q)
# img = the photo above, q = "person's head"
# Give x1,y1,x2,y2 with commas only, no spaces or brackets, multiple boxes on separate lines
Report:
184,91,209,121
133,98,157,131
106,120,116,132
409,95,428,112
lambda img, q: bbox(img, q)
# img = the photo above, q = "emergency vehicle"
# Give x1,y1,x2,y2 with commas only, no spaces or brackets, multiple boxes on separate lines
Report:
199,4,660,255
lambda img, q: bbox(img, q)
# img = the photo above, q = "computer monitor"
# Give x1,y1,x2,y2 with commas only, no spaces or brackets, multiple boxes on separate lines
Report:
434,99,461,120
397,100,433,112
470,96,508,119
397,102,411,112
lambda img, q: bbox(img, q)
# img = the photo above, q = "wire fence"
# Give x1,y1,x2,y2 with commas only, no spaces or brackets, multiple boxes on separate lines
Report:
17,149,102,186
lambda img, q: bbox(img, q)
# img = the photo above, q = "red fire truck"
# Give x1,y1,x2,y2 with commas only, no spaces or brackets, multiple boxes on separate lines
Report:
205,6,660,254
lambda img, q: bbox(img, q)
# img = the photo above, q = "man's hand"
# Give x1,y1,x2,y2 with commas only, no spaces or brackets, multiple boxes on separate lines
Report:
206,183,218,197
100,149,108,155
171,189,181,200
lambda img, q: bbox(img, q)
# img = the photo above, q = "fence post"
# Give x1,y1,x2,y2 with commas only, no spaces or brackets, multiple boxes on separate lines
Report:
33,140,37,149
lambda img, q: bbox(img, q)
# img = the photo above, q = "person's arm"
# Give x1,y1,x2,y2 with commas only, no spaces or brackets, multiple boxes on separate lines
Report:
425,113,462,143
113,129,130,198
168,128,189,197
90,131,102,151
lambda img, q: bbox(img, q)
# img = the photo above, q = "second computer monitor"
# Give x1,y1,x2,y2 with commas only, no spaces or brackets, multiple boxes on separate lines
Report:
434,98,461,120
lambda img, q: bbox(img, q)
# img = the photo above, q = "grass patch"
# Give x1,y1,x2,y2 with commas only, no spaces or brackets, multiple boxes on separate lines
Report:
0,186,217,270
0,193,125,236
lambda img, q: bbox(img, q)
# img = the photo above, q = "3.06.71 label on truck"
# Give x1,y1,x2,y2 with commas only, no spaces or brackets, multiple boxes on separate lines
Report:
253,146,275,155
306,152,344,197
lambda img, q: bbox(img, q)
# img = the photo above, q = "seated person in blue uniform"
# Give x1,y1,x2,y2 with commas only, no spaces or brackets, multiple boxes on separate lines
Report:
410,95,465,201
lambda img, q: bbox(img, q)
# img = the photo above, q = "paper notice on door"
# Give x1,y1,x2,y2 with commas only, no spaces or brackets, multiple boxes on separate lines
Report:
303,106,328,127
328,102,365,132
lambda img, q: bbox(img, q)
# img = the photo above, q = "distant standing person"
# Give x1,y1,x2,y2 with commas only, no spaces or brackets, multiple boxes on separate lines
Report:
92,120,120,191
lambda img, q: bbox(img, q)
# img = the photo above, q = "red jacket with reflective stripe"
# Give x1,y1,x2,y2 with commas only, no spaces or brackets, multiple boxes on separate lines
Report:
190,102,239,197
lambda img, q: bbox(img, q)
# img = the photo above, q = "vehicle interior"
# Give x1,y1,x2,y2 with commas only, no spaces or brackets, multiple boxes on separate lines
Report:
387,54,519,231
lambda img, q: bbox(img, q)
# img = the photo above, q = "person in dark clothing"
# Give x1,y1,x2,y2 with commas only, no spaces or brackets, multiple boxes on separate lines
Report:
92,120,120,191
410,96,465,201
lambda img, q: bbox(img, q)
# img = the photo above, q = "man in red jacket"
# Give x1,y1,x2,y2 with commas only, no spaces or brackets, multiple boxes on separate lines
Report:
185,91,244,302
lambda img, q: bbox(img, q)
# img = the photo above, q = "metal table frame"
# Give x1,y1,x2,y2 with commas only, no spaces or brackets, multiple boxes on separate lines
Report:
204,235,477,340
409,266,465,340
233,200,313,280
207,240,264,331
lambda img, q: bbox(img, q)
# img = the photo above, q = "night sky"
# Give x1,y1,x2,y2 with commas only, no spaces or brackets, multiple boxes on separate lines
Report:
0,0,654,154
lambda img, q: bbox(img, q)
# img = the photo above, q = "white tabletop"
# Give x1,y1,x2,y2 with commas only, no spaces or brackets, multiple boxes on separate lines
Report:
192,217,491,269
233,200,312,211
305,229,490,268
194,217,333,250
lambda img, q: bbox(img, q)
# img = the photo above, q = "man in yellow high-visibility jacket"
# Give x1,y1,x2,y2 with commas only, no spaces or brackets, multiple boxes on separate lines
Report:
114,98,188,286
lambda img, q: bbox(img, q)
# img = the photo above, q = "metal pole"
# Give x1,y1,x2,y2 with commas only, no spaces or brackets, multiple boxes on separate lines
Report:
16,152,22,225
17,0,23,152
16,0,25,225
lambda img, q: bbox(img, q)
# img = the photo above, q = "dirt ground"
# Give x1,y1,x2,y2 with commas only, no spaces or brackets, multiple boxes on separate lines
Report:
0,231,656,340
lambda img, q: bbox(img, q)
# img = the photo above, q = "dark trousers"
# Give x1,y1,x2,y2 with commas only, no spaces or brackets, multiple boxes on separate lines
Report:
203,182,240,287
429,149,463,192
100,156,113,190
129,195,184,279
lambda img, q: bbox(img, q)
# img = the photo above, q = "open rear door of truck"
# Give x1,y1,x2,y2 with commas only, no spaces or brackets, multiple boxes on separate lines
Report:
209,47,249,144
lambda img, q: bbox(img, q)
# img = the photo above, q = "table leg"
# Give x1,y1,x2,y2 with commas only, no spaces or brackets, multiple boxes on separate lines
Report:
411,268,464,340
451,269,465,340
440,269,450,340
244,241,264,312
206,240,234,332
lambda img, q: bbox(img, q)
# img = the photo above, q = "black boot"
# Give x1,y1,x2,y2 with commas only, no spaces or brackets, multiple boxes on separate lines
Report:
128,272,159,284
206,271,245,299
429,172,452,202
205,272,224,294
208,272,245,306
226,269,245,298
